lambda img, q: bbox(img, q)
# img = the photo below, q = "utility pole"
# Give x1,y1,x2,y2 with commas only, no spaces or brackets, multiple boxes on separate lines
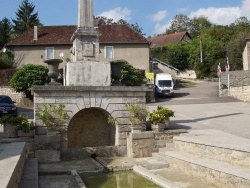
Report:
199,36,203,64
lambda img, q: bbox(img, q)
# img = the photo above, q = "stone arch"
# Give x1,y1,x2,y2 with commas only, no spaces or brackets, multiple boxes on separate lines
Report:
67,107,115,148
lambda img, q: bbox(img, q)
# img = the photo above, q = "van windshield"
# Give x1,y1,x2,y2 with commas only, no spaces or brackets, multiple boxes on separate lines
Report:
158,80,172,87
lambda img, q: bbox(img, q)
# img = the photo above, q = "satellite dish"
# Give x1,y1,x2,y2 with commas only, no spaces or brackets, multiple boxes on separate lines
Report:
59,52,64,58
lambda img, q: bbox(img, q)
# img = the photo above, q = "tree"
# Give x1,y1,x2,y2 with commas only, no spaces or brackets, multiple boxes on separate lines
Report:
96,16,114,25
0,17,12,49
166,14,191,34
12,0,42,35
0,51,15,69
9,64,49,99
189,16,212,38
96,16,145,36
165,43,190,71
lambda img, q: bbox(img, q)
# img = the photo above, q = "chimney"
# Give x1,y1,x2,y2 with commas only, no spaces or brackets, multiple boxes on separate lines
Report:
33,26,38,41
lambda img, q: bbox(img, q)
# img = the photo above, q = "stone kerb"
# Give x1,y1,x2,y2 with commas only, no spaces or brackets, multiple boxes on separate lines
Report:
32,85,146,161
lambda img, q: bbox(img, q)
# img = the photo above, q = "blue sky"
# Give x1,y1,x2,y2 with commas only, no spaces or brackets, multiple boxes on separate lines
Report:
0,0,249,36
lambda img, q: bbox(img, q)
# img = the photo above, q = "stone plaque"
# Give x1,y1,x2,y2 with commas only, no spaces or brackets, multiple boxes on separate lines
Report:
82,42,94,57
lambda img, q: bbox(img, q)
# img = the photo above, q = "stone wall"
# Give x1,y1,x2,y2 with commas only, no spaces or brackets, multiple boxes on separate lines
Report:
220,70,250,99
230,86,250,102
32,85,146,162
127,132,155,158
0,87,33,107
0,87,24,105
0,142,27,188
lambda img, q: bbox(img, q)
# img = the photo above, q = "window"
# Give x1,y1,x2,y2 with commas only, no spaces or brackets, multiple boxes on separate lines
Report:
46,47,54,59
153,62,158,69
105,46,113,59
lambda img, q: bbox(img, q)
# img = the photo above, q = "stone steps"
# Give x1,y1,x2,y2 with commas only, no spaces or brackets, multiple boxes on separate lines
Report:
173,130,250,169
150,130,250,188
163,150,250,188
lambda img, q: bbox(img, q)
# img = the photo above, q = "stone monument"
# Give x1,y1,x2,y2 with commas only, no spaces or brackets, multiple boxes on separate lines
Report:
32,0,146,162
65,0,111,86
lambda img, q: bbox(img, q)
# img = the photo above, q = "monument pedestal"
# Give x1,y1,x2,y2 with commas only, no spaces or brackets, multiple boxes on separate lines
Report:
65,61,111,86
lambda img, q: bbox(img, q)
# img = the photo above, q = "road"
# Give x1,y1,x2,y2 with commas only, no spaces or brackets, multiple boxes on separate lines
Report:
150,79,240,106
147,79,250,139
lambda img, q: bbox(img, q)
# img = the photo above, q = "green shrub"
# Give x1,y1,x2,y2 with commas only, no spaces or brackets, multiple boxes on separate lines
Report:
9,64,49,98
125,103,149,126
0,115,34,133
117,59,144,86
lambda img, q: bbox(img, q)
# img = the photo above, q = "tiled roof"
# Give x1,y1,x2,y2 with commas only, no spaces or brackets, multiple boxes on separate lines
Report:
148,31,190,48
7,25,149,46
99,24,148,43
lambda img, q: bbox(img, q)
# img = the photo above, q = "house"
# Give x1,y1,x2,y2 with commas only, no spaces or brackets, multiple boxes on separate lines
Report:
148,31,192,48
242,36,250,70
148,31,194,79
6,24,150,72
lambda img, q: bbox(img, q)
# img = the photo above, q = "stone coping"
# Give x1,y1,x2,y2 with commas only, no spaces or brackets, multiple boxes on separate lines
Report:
174,130,250,152
0,142,27,188
166,150,250,181
32,85,147,92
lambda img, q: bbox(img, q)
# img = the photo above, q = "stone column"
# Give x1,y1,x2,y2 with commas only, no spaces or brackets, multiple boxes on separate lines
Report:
78,0,94,28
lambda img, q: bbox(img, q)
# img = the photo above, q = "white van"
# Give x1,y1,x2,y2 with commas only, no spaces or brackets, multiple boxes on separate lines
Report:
155,73,174,97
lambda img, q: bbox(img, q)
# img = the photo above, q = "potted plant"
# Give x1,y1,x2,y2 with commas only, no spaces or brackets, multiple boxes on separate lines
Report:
149,106,174,132
16,118,35,137
35,104,69,133
110,60,125,86
0,115,34,138
125,103,149,132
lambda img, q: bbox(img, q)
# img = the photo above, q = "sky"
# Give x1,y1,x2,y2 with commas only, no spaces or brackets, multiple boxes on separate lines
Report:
1,0,250,37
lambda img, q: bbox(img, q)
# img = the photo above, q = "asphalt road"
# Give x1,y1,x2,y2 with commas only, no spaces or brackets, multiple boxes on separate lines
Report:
149,79,240,106
147,79,250,139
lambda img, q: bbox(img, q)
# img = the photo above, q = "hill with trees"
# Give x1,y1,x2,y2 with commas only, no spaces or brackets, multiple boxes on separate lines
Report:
151,15,250,78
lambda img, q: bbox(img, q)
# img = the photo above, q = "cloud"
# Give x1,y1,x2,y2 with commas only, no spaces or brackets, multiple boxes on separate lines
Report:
189,7,241,25
97,7,131,22
154,23,171,34
241,0,250,18
151,10,167,22
152,0,250,35
178,6,190,12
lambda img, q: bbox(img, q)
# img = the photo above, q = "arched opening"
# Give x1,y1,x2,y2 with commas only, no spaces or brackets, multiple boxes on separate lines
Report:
68,107,115,148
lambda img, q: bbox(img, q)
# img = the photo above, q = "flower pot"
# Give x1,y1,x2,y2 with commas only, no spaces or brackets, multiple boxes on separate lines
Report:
164,117,170,129
111,62,123,86
17,130,34,137
44,59,63,84
4,123,17,138
151,123,165,132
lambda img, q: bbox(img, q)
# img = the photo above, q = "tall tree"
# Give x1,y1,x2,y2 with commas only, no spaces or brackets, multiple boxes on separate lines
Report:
166,14,191,34
12,0,42,35
189,16,212,38
0,17,12,49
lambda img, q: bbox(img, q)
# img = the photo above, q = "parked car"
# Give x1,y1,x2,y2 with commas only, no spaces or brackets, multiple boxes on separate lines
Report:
0,95,17,116
155,73,174,97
